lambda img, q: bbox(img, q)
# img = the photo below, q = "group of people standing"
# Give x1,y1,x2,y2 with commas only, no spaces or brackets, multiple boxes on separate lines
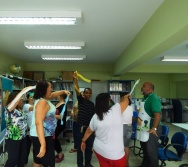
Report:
76,78,162,167
3,71,162,167
4,80,70,167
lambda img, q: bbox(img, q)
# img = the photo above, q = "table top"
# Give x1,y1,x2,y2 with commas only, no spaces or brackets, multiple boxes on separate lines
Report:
172,123,188,130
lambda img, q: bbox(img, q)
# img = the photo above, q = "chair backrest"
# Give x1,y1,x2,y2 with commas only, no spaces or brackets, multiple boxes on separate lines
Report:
159,125,169,148
171,132,187,156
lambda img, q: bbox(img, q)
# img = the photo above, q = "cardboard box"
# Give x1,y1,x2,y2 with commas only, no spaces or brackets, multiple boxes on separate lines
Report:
23,71,33,80
62,71,74,81
33,71,45,81
23,71,45,80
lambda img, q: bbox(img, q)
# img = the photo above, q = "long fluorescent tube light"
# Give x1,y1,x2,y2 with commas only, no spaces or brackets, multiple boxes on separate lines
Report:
24,41,85,49
41,55,86,60
162,56,188,62
0,11,81,25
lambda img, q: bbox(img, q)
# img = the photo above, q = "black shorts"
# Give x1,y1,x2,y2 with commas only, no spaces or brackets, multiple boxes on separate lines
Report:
31,136,55,167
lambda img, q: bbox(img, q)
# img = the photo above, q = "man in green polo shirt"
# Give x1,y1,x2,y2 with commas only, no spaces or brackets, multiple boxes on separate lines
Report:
138,82,162,167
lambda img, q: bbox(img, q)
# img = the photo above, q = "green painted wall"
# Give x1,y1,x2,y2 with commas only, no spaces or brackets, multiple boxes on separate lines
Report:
25,63,113,81
0,53,25,75
176,81,188,98
0,53,187,99
120,73,170,98
24,63,188,99
113,0,188,75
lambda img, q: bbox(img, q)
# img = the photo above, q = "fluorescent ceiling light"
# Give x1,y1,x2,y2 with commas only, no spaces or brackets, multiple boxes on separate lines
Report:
162,56,188,62
41,55,86,60
0,11,81,25
24,41,85,49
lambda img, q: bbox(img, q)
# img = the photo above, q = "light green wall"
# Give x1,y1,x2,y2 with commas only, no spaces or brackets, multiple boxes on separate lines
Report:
129,65,188,74
26,63,113,81
0,53,186,99
177,81,188,98
113,0,188,75
0,53,25,75
120,73,170,98
24,63,188,99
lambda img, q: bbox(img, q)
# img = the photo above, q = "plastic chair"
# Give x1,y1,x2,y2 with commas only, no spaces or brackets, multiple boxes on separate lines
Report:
158,132,187,167
158,125,169,148
129,111,142,156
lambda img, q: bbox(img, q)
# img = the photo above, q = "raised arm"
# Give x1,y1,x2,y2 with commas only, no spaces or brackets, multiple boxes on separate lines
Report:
119,94,130,113
49,90,70,100
73,71,80,96
7,86,36,112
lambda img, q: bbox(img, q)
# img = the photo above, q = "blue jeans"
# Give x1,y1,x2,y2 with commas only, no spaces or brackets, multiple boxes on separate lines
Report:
77,124,95,167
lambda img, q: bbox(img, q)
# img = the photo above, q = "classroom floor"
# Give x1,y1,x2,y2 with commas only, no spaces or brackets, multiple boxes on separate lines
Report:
0,122,188,167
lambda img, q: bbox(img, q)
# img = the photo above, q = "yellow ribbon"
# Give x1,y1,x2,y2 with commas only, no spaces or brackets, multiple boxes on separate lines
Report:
76,71,91,83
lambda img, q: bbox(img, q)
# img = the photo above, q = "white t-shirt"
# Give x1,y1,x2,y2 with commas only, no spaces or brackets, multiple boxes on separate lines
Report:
22,103,33,127
121,105,134,124
89,103,125,160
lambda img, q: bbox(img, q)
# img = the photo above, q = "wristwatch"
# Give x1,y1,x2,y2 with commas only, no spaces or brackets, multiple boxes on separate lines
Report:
152,127,157,131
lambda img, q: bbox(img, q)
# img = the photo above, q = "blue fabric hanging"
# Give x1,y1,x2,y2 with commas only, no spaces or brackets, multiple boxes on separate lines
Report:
60,95,69,125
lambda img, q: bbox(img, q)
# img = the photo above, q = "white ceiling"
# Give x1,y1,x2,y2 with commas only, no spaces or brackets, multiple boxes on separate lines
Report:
1,0,186,68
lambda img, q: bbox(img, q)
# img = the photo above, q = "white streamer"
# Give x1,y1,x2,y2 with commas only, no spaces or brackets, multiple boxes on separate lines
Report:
130,79,140,95
7,86,36,110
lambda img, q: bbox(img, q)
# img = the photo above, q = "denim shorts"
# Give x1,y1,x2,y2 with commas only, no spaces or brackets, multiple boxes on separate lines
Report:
123,124,132,147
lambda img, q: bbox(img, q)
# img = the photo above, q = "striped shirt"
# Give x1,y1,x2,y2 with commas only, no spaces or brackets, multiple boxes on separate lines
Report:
77,94,94,126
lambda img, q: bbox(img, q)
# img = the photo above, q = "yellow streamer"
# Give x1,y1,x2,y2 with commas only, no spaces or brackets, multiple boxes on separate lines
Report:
76,71,91,83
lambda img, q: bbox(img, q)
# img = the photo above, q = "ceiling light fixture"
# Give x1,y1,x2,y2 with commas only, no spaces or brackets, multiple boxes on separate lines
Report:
0,11,81,25
24,41,85,49
41,55,86,60
161,56,188,62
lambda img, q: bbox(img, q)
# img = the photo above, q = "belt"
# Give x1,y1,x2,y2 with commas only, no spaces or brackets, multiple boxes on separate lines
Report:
80,126,88,133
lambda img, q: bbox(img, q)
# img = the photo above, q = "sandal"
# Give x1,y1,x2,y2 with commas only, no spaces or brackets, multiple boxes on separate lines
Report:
69,148,77,153
55,154,64,163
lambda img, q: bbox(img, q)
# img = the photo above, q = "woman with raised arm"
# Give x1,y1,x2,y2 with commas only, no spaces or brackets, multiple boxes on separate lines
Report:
4,86,35,167
30,79,70,167
81,93,130,167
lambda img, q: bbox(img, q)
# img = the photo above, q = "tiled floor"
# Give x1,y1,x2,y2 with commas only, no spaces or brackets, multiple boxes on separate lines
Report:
1,122,188,167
